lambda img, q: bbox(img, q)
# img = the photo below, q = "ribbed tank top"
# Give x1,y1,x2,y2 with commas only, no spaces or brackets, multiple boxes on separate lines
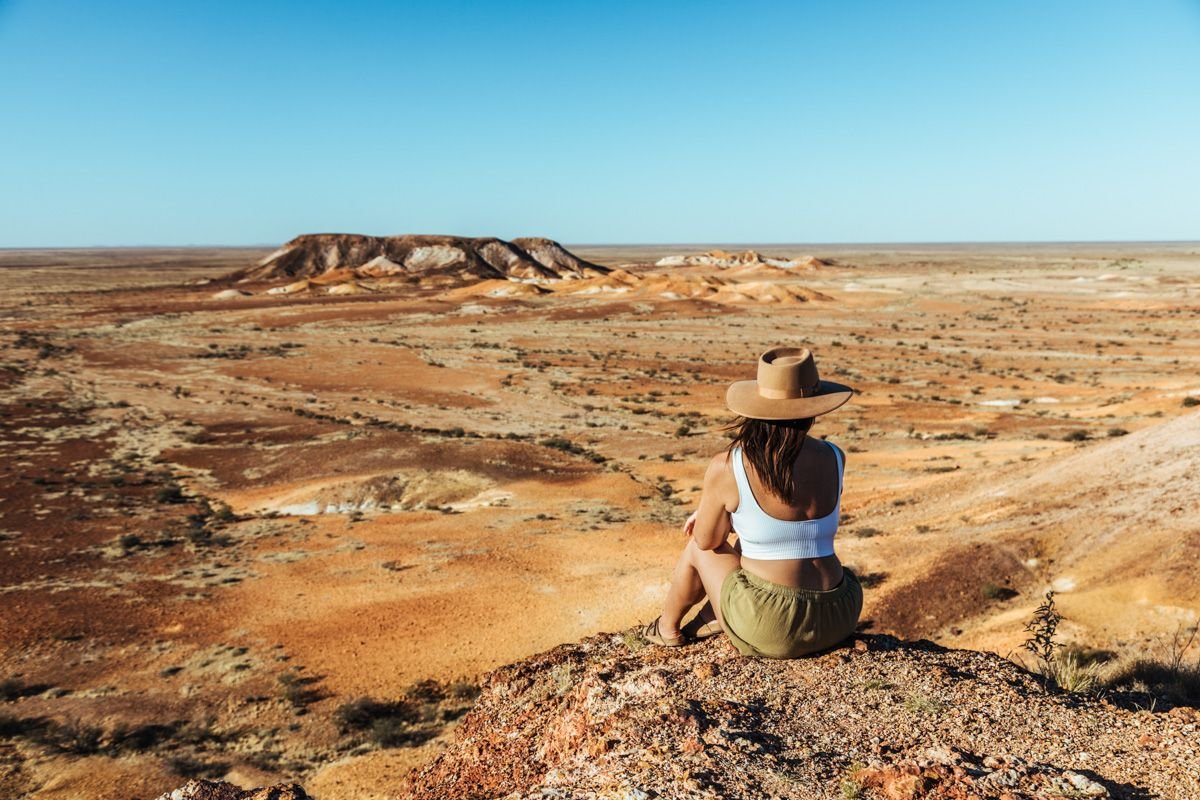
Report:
729,440,843,560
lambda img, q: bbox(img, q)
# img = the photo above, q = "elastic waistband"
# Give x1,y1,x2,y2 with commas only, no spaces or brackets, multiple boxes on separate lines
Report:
737,567,857,600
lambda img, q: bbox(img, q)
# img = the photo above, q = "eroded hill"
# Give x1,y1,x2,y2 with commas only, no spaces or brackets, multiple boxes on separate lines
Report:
226,234,608,283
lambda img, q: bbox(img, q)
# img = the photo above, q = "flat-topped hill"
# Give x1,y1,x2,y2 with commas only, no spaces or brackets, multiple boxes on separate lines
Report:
225,234,608,283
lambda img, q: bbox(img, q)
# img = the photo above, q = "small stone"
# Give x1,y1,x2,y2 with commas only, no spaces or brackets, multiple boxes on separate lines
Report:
693,662,718,680
854,638,869,653
1064,771,1108,797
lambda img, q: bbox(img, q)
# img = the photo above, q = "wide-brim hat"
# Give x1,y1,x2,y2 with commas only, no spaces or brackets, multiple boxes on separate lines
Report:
726,346,853,420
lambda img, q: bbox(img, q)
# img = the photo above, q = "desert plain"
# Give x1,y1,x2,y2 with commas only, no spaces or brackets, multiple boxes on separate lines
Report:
1,240,1198,799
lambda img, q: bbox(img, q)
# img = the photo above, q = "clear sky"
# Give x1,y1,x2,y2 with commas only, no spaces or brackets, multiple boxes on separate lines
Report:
1,0,1198,247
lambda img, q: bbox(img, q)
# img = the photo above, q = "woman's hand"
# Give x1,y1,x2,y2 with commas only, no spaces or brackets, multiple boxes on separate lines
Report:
683,510,698,537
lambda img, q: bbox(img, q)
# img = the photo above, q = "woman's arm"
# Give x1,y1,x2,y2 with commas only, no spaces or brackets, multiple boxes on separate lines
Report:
685,453,735,551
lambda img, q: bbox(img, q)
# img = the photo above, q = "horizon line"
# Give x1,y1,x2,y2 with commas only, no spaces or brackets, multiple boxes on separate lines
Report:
2,238,1199,252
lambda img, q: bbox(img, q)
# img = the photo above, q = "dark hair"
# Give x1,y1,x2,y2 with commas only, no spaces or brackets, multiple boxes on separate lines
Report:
726,416,814,501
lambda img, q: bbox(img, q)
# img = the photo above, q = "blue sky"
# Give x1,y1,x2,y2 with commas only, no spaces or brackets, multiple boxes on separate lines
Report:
1,1,1198,246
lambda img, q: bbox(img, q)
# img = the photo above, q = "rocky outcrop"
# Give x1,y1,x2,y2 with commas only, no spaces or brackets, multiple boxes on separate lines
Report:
227,234,608,283
398,632,1197,799
151,632,1197,799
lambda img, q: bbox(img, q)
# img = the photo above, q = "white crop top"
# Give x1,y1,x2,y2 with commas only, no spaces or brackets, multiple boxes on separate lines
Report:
729,440,843,560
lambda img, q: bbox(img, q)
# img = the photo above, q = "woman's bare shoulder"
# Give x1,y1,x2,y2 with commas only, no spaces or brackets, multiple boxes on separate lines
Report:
703,450,736,486
705,450,732,471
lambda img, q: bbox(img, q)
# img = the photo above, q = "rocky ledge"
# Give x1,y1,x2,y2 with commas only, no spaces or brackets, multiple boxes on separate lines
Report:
157,633,1198,799
401,632,1196,799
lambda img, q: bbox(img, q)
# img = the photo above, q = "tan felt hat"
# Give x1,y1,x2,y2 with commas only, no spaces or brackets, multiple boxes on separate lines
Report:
725,346,853,420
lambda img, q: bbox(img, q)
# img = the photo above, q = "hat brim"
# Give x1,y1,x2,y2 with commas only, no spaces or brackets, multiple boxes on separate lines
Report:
725,379,853,421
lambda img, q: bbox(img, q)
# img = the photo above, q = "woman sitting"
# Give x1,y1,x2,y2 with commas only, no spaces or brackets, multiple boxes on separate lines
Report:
642,346,862,657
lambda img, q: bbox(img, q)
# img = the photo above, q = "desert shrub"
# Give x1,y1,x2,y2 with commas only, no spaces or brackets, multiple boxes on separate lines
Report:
982,582,1018,601
0,713,47,739
1104,659,1200,705
106,722,179,752
118,533,143,553
46,718,104,754
155,484,186,504
1062,430,1090,442
0,678,48,701
277,671,324,711
334,680,479,749
540,436,582,454
167,755,230,779
1106,428,1129,437
1103,625,1200,705
334,697,416,732
1182,396,1199,408
852,572,887,588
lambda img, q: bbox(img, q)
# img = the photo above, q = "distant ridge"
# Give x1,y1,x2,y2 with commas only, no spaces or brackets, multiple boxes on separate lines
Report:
656,248,828,270
226,234,609,283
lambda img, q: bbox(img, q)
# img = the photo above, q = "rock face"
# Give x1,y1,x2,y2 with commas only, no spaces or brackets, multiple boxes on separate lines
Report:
656,249,828,270
227,234,608,283
398,632,1197,799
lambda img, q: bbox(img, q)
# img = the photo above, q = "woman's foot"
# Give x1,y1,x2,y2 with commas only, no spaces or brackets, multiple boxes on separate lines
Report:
681,601,723,640
682,617,723,639
641,616,686,647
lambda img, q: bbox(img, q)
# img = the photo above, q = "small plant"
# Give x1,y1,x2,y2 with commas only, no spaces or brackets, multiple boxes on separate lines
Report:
903,694,948,714
1183,396,1199,408
1106,427,1128,437
1022,591,1063,683
621,630,646,653
841,761,865,799
1062,430,1090,442
552,663,576,696
1046,650,1101,695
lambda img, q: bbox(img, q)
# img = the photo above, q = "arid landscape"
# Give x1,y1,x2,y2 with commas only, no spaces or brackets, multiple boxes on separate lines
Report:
1,240,1198,799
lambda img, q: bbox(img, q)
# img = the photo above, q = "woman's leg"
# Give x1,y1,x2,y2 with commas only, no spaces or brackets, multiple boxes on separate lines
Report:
659,538,742,638
686,538,742,630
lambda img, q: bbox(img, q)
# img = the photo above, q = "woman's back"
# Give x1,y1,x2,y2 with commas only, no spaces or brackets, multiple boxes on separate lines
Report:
730,438,845,590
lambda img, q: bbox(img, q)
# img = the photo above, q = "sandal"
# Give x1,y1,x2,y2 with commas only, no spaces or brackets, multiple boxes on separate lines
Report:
641,616,686,647
682,617,723,640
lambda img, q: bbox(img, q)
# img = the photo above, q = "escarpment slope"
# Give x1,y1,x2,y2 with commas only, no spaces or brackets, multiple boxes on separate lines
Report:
864,409,1200,647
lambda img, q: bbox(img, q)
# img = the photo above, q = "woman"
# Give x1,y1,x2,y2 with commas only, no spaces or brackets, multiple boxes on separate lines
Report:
642,346,862,658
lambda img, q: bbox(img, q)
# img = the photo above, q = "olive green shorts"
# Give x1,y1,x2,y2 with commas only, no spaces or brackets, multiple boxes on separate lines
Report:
719,568,863,658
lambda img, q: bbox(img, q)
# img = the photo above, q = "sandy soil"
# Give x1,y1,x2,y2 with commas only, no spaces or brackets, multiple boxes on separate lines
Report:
1,242,1198,798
